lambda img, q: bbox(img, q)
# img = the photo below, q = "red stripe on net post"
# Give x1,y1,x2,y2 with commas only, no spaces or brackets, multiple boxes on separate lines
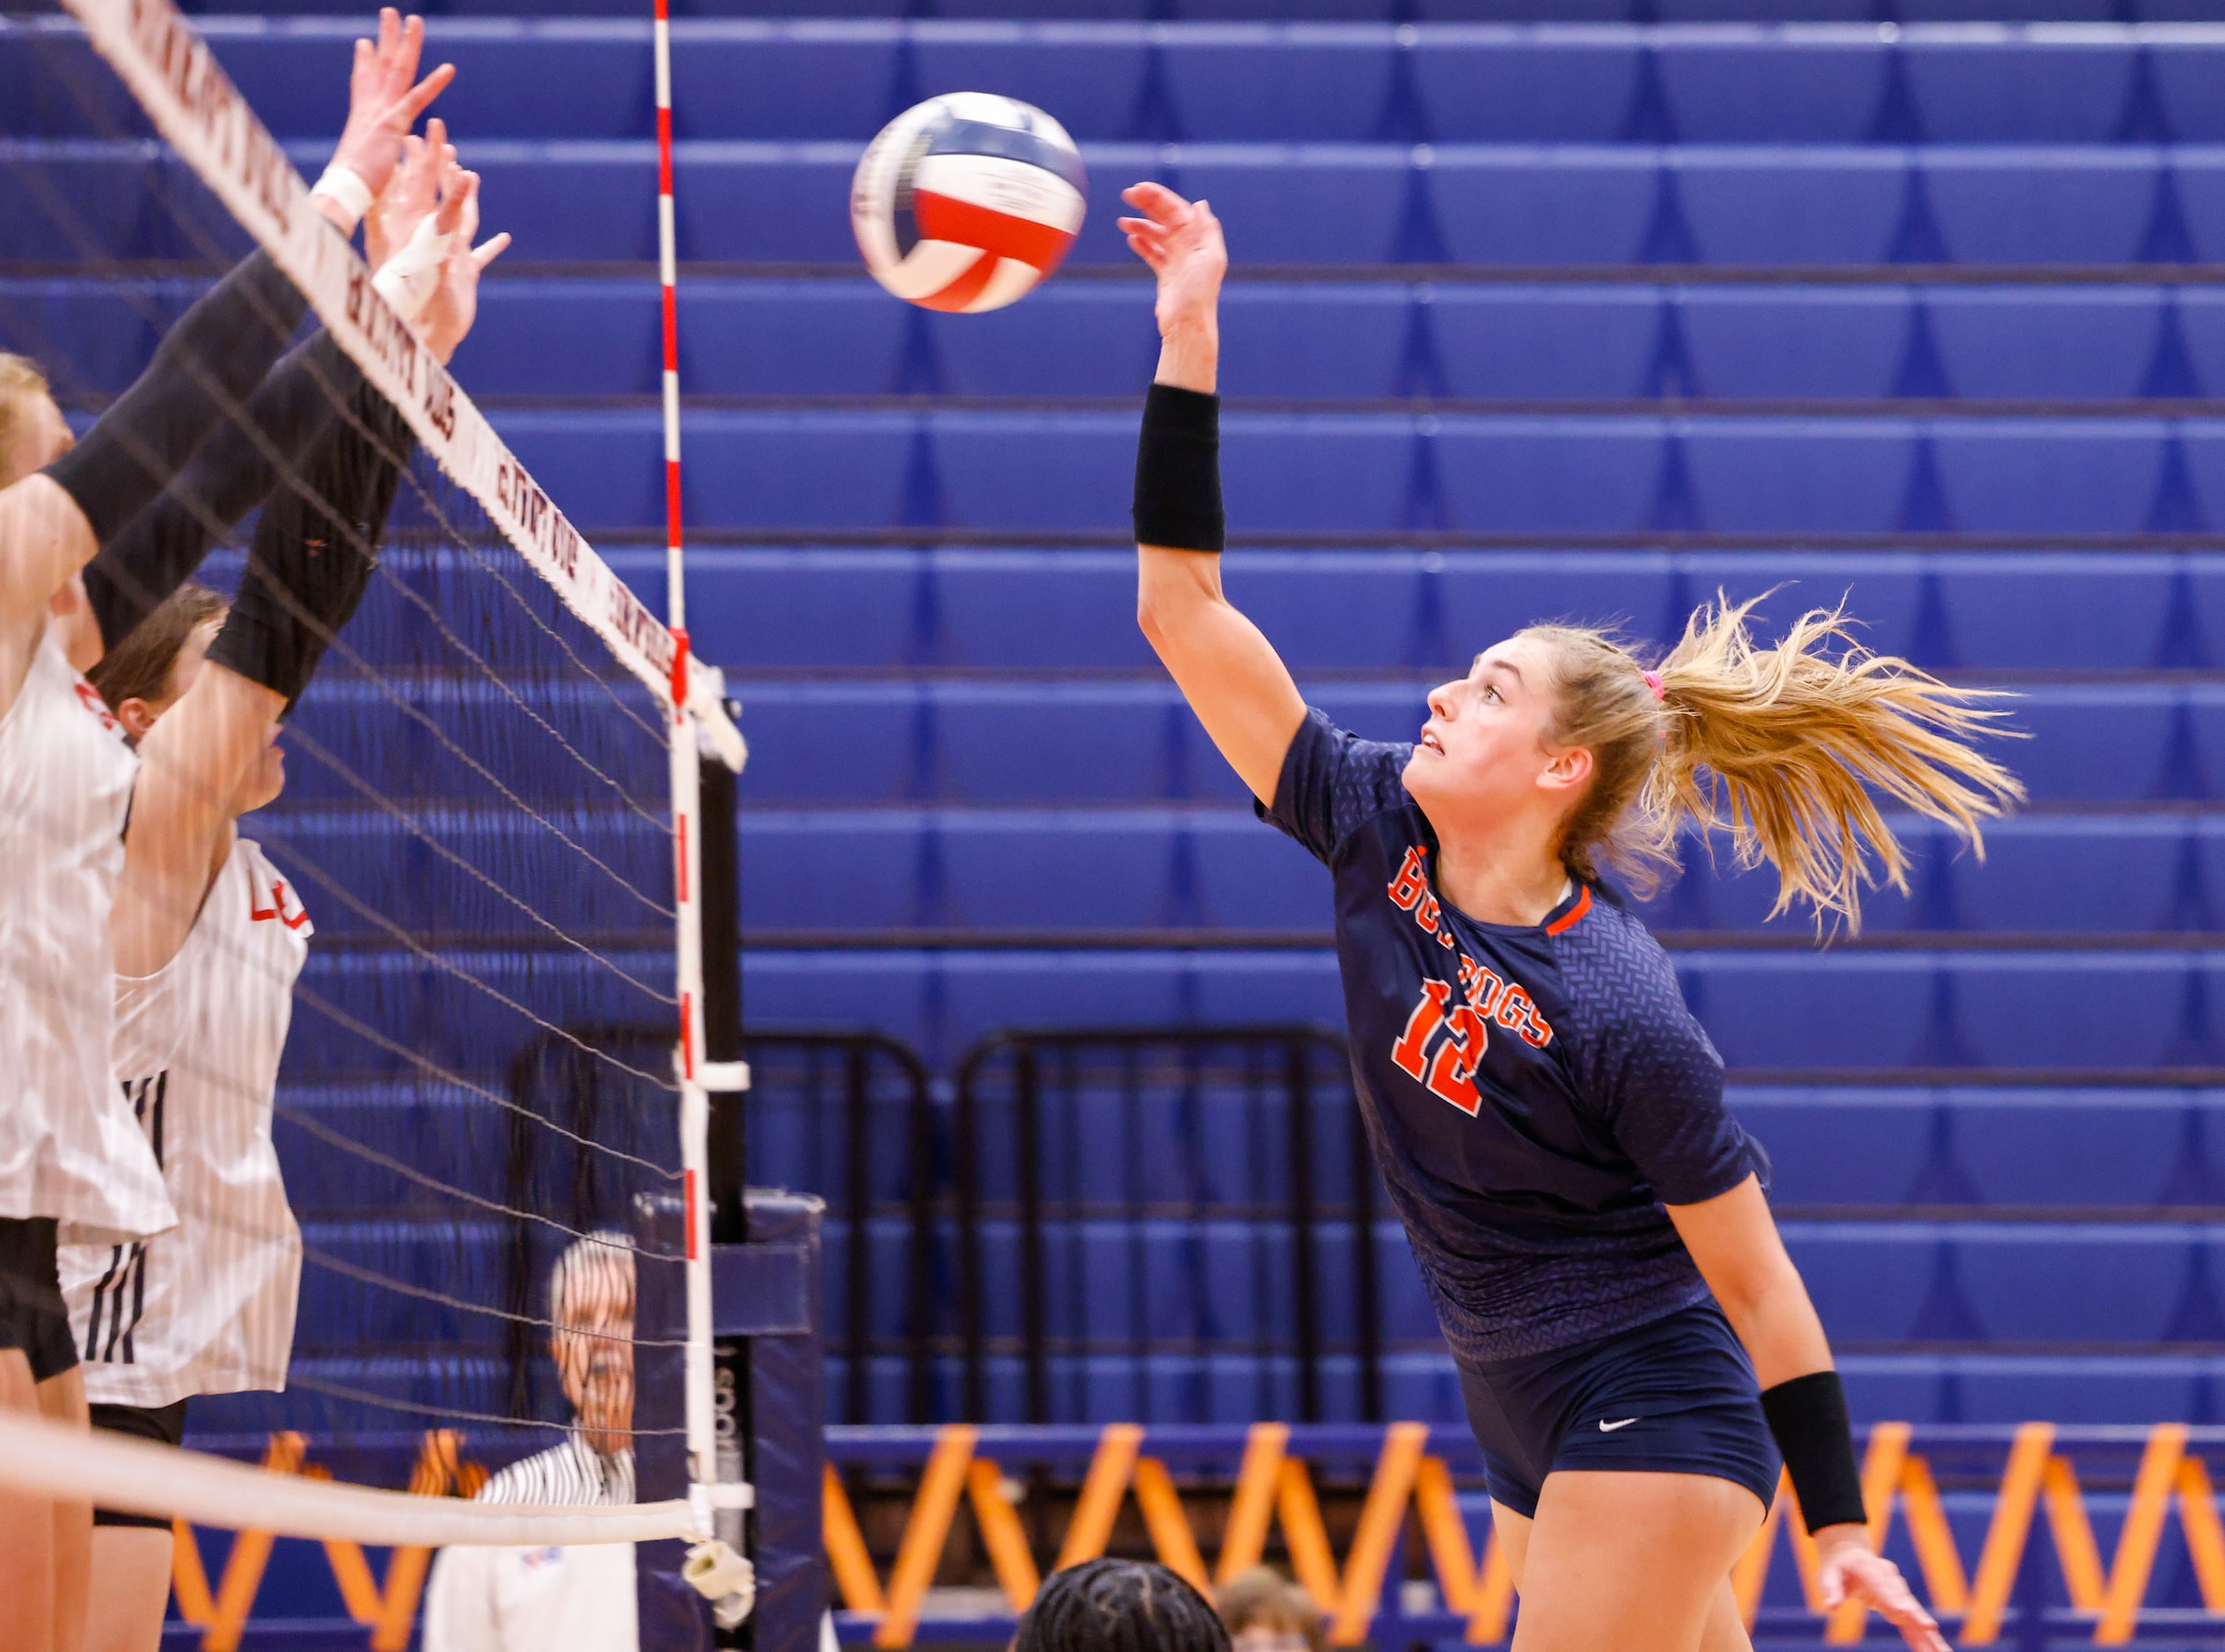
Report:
654,0,719,1498
654,0,685,642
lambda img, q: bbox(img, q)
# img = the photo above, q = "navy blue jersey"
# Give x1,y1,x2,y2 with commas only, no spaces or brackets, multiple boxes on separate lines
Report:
1260,709,1762,1363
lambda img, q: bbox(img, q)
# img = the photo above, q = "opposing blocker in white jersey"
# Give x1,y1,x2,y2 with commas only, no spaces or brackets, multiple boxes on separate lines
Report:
61,837,309,1402
55,245,434,1408
0,627,173,1254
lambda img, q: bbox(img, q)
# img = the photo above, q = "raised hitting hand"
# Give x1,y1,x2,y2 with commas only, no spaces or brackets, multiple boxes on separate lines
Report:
1117,182,1226,345
327,9,454,201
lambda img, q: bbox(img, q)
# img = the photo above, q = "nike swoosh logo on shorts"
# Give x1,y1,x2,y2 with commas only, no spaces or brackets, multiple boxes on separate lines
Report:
1598,1417,1640,1432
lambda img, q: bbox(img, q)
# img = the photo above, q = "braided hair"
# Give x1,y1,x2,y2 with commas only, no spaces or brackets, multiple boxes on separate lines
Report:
1014,1560,1232,1652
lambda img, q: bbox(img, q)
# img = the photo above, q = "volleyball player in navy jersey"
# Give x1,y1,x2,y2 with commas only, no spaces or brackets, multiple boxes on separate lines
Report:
1117,183,2020,1652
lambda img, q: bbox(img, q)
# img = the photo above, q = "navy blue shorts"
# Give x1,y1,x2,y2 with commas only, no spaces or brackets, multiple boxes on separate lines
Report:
1454,1299,1781,1520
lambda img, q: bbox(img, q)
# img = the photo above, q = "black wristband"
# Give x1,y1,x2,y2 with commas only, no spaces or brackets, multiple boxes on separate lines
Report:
1760,1371,1867,1532
86,334,358,652
1132,382,1224,553
207,386,411,711
45,251,309,548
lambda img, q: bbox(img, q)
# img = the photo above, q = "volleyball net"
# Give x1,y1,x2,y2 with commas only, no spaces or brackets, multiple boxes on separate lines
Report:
0,0,744,1547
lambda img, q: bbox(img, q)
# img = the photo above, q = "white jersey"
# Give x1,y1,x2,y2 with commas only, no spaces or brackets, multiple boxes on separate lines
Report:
61,837,309,1405
421,1436,639,1652
0,624,172,1245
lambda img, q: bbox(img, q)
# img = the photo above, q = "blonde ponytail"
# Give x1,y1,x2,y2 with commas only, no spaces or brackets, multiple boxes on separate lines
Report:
1527,595,2024,932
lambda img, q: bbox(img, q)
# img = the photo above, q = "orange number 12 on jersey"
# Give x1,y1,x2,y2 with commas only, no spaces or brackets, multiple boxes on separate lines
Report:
1389,979,1487,1117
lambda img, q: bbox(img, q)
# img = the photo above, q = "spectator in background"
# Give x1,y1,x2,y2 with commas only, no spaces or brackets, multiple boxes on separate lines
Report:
421,1232,640,1652
1014,1559,1232,1652
1215,1568,1324,1652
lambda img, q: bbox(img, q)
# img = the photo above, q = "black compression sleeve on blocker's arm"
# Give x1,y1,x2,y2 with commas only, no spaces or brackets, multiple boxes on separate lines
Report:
1760,1371,1868,1532
207,386,413,711
1132,383,1224,552
44,251,311,548
85,334,361,652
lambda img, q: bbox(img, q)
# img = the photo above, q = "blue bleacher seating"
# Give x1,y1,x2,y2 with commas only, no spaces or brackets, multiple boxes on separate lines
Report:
823,1349,2225,1429
1741,1087,2225,1208
712,947,2225,1073
283,670,665,806
22,135,2225,268
749,1078,2225,1215
729,805,2225,936
518,281,2225,402
1837,1354,2225,1427
250,809,669,943
289,947,673,1078
28,275,2225,406
143,0,2225,20
813,1212,2225,1354
478,412,2225,535
1679,951,2214,1072
27,2,2225,1471
671,548,2225,676
16,22,2225,149
201,1341,2225,1434
273,1083,507,1210
289,1221,510,1349
811,1211,2221,1352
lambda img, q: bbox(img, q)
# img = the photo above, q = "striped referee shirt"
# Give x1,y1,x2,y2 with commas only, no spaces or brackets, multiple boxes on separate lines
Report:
421,1435,640,1652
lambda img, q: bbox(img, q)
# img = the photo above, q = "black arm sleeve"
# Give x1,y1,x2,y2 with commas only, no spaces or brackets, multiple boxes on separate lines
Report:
42,251,311,547
84,333,361,652
205,384,413,712
1133,383,1225,552
1760,1371,1868,1532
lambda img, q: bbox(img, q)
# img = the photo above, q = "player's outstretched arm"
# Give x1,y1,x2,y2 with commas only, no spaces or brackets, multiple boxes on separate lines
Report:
80,127,479,669
113,662,289,982
0,10,449,716
1120,182,1304,808
114,373,414,979
1669,1179,1951,1652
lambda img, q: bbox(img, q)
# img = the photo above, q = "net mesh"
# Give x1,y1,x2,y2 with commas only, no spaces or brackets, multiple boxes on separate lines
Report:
0,0,707,1531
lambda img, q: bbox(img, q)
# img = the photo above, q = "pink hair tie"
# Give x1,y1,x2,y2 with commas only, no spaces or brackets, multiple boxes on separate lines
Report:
1643,669,1665,701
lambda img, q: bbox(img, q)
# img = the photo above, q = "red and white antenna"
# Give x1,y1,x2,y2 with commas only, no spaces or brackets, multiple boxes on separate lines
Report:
652,0,722,1518
654,0,685,652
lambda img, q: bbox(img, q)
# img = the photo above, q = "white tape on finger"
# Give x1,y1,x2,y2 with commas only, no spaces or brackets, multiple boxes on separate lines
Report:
370,211,452,321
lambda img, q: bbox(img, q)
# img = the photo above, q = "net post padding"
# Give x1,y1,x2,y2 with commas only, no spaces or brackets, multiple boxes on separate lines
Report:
0,1412,699,1546
56,0,743,774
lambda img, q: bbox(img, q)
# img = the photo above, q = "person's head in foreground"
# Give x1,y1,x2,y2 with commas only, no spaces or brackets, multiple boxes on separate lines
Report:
0,354,70,490
551,1231,635,1458
1014,1560,1232,1652
0,353,99,669
1214,1568,1322,1652
1402,599,2024,931
88,581,287,816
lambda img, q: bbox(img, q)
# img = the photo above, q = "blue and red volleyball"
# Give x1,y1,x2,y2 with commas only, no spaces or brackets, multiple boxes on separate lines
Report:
850,93,1087,314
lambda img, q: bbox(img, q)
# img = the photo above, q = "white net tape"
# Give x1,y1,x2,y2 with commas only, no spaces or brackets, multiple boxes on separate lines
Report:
0,1412,697,1545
